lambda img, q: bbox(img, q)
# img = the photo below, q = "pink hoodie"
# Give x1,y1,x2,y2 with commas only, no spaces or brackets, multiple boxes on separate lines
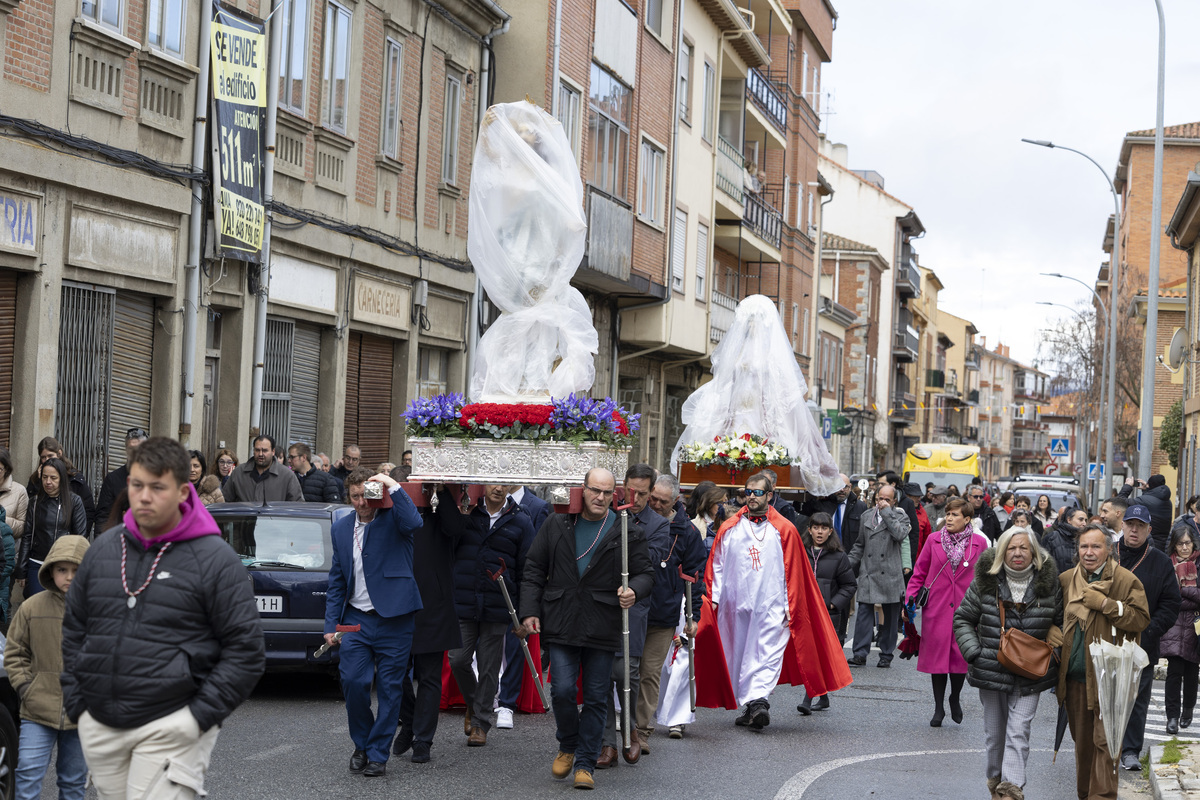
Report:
122,482,220,548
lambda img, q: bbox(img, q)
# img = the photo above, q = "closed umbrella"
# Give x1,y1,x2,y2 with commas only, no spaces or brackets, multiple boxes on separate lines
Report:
1053,704,1069,762
1088,629,1149,770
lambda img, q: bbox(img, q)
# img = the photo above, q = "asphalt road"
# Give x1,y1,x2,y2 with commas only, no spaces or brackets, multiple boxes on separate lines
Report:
39,643,1159,798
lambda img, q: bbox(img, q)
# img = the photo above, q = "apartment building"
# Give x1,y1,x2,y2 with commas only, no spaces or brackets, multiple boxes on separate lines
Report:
0,0,505,477
937,310,980,447
1164,171,1200,499
493,0,838,466
818,137,924,464
823,232,883,473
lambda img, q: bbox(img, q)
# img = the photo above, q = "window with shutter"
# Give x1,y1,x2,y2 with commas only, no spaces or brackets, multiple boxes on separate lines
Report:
695,223,708,300
671,209,686,293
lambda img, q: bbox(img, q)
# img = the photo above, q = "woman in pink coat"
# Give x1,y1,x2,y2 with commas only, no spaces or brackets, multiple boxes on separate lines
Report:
905,497,990,727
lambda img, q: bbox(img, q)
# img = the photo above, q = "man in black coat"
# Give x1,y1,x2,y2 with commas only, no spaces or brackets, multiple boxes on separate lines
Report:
392,505,463,763
437,484,534,748
495,486,553,728
882,472,920,576
761,468,800,530
288,443,343,502
519,468,653,791
62,437,264,797
1119,474,1174,550
801,473,865,555
1117,504,1182,770
966,484,1001,544
95,426,147,532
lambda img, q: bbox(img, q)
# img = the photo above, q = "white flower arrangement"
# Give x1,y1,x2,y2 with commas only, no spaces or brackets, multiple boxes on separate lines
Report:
679,433,791,468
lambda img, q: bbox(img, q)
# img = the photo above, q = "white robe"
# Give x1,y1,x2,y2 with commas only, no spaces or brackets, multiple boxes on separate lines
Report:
710,516,789,706
656,600,694,727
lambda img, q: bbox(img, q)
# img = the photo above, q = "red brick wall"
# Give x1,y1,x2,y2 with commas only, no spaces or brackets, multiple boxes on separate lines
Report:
396,31,423,220
3,0,53,91
355,5,385,206
423,49,446,230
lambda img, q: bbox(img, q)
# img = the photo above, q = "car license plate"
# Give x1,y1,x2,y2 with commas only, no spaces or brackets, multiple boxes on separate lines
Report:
256,596,282,614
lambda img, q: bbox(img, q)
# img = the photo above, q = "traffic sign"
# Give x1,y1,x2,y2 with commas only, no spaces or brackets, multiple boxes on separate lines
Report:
1049,438,1070,458
821,417,832,439
1044,463,1059,475
1087,463,1106,481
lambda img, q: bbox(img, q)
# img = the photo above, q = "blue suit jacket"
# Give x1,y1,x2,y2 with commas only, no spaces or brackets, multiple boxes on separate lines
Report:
517,488,552,534
325,487,424,631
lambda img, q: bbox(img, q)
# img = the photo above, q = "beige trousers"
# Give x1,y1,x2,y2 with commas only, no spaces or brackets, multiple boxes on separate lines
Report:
636,625,677,740
78,706,219,800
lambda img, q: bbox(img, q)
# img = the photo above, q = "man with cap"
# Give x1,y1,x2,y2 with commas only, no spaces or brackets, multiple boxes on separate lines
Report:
1118,474,1174,550
95,427,148,531
902,483,933,557
922,486,948,533
1117,503,1181,770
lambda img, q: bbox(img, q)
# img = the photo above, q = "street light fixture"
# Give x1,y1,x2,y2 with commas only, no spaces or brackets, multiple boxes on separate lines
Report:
1037,299,1107,502
1021,139,1121,497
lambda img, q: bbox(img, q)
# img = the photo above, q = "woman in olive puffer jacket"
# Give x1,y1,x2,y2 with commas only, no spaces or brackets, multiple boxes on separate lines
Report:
954,527,1063,800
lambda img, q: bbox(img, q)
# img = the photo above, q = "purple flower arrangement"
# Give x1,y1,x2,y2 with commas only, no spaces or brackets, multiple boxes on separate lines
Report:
404,392,638,448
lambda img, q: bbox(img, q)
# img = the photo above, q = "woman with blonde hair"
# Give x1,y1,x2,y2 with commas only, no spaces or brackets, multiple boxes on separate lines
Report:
955,527,1063,800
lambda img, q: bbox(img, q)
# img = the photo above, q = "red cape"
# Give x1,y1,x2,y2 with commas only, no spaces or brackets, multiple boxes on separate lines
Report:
439,634,549,714
694,505,853,709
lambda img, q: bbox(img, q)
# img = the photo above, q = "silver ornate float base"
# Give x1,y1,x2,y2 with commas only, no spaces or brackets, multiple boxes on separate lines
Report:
408,437,631,485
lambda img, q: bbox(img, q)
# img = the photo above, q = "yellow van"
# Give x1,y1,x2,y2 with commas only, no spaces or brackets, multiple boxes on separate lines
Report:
901,443,982,490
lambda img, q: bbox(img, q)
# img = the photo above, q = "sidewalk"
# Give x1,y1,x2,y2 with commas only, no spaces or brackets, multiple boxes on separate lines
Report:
1151,742,1200,799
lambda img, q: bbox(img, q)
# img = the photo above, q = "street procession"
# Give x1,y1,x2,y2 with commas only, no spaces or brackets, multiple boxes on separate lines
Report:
4,0,1200,798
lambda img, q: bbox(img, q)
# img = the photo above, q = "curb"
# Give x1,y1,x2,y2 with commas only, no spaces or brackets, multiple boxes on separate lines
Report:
1151,744,1189,800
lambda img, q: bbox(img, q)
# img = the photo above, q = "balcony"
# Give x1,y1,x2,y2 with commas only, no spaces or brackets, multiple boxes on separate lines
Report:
578,188,633,291
891,390,916,425
746,68,787,137
710,290,738,343
965,425,980,442
896,260,921,299
716,134,744,206
743,190,782,249
964,350,981,371
893,307,918,362
967,389,980,404
925,368,945,390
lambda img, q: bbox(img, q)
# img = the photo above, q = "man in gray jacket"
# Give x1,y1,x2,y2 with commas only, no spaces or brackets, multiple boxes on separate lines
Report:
846,484,911,668
223,436,302,503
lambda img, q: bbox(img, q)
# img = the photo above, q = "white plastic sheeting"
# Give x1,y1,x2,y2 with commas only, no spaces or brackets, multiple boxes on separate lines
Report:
669,294,842,497
467,101,598,402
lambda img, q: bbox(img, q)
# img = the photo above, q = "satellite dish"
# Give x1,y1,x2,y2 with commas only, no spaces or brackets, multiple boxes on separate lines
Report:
1167,327,1188,371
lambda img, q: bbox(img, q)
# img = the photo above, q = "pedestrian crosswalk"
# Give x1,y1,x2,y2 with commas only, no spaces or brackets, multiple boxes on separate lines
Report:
1145,684,1200,743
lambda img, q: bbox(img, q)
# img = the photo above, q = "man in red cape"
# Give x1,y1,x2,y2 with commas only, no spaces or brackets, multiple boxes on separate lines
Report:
693,473,852,727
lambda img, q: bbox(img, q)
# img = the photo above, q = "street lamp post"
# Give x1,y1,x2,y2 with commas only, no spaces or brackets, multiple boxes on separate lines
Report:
1037,298,1107,504
1021,139,1121,498
1140,0,1167,482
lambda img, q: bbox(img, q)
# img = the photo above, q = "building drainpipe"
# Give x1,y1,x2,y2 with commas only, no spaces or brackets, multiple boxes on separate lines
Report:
249,0,284,439
809,187,833,395
466,16,511,399
180,5,214,445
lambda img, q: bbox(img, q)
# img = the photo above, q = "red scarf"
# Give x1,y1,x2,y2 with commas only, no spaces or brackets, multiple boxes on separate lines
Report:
1172,553,1198,588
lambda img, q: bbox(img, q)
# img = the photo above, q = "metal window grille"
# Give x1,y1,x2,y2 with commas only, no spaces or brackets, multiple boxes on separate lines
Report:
55,283,115,491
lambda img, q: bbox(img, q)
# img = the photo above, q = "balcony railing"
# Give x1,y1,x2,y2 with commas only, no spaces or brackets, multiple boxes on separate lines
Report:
893,325,918,361
716,135,744,205
967,389,980,404
891,391,916,423
896,259,921,298
744,191,782,249
925,368,945,389
964,351,981,371
586,189,633,281
710,290,738,343
746,68,787,135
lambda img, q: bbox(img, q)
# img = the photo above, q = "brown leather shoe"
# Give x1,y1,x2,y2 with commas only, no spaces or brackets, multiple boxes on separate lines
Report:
638,733,650,755
552,751,575,779
595,746,618,769
621,735,641,764
467,726,487,747
463,710,472,735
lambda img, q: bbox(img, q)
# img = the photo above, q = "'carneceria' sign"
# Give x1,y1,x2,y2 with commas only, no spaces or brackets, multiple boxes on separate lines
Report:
210,1,266,261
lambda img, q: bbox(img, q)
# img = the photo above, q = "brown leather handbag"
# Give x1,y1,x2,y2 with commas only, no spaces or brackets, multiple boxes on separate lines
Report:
996,596,1054,680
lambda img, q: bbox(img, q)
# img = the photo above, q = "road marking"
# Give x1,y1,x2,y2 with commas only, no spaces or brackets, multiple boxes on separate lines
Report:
772,748,1065,799
245,743,301,761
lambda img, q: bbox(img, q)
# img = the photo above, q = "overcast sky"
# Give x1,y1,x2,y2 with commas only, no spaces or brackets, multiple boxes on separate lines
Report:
821,0,1200,369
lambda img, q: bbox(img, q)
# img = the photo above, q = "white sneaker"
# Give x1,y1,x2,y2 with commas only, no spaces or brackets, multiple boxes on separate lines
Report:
496,707,514,729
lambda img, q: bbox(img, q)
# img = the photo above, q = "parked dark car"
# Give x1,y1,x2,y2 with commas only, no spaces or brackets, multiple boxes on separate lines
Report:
209,502,353,672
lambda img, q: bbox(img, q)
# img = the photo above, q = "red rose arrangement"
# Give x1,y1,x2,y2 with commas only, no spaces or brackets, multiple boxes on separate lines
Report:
459,403,555,430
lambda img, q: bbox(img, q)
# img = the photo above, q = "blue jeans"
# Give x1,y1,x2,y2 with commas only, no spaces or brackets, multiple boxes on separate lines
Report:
16,721,86,800
547,644,613,774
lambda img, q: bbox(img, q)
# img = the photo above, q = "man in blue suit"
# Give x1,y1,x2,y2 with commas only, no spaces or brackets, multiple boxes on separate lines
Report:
494,486,553,728
324,469,423,778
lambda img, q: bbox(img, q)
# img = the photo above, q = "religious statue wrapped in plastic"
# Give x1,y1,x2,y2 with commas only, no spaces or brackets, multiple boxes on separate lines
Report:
669,294,842,498
467,101,598,402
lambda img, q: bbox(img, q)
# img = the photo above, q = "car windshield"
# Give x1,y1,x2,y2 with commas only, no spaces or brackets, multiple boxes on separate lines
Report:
214,515,332,571
1013,490,1081,513
905,471,977,489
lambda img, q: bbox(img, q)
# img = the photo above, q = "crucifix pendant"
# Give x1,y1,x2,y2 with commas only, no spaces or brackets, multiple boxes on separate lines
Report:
127,596,137,609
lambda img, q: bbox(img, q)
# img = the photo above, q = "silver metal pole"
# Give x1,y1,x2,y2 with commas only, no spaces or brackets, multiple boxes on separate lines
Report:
250,0,283,436
1138,0,1166,482
181,3,213,446
620,506,631,753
